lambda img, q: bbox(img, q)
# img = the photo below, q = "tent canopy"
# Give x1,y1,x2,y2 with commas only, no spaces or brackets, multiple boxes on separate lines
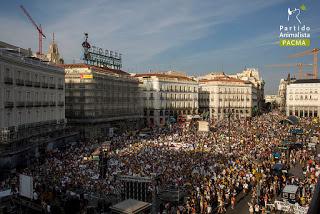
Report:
280,115,299,125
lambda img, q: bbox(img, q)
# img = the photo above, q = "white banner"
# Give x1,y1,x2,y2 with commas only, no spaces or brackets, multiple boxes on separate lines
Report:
274,200,308,214
19,174,33,199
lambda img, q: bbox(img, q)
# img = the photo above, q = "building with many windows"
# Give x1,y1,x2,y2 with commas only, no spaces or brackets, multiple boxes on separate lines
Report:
0,46,69,170
286,79,320,118
63,64,143,139
229,68,265,110
199,75,257,120
134,71,198,127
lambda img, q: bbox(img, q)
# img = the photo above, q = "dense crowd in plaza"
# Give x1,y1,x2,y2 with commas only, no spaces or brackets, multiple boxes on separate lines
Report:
1,111,319,213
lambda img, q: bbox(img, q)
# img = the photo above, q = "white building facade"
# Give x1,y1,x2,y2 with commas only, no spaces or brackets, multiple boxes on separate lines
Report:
0,48,67,169
135,72,198,127
199,76,257,120
286,79,320,118
0,49,65,132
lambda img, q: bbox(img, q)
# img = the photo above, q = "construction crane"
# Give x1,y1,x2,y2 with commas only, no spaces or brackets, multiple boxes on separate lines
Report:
20,5,46,56
288,48,319,79
267,63,313,79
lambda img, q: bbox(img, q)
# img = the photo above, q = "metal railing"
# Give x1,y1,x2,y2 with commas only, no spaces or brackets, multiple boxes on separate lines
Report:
15,79,24,86
25,80,32,87
16,101,25,107
4,101,14,108
4,77,13,84
33,81,40,87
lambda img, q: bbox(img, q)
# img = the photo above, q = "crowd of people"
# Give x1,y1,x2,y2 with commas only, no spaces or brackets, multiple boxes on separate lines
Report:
1,111,319,213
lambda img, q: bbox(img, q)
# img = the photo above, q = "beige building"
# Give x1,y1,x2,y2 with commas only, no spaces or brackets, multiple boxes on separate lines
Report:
199,75,257,120
229,68,265,109
135,71,198,127
63,64,143,139
0,46,68,169
286,79,320,118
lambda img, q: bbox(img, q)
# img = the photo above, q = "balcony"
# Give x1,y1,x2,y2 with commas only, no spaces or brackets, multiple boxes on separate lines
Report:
42,83,48,88
25,80,32,87
50,101,56,106
58,84,64,90
26,101,33,107
4,101,14,108
33,81,40,87
16,101,25,107
15,79,24,86
42,101,49,107
4,77,13,84
58,101,64,106
34,101,42,107
49,84,56,89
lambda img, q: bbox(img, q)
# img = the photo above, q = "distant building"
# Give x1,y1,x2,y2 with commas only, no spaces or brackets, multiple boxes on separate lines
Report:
135,71,198,127
46,34,64,64
286,79,320,118
199,75,257,120
230,68,265,110
63,64,143,139
277,74,297,112
0,46,70,170
265,95,281,105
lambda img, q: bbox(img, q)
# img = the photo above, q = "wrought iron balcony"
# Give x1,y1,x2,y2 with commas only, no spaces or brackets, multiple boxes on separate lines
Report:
49,84,56,89
4,101,14,108
4,77,13,84
58,101,64,106
34,101,42,107
15,79,24,86
25,80,32,87
58,84,64,90
42,83,48,88
16,101,25,107
33,81,40,87
50,101,56,106
26,101,33,107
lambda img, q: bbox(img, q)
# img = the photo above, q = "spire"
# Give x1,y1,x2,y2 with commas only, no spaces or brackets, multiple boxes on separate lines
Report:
53,32,55,43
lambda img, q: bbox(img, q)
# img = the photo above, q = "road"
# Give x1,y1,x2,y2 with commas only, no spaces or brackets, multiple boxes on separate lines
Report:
226,192,251,214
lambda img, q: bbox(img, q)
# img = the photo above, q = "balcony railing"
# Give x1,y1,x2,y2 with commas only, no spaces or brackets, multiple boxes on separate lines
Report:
50,101,56,106
34,101,42,107
49,84,56,89
58,101,64,106
58,84,64,90
33,81,40,87
25,80,32,87
4,77,13,84
42,101,49,107
16,101,25,107
26,101,33,107
42,83,48,88
4,101,14,108
15,79,24,86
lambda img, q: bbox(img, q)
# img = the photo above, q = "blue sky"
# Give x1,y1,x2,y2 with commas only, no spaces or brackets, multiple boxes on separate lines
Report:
0,0,319,94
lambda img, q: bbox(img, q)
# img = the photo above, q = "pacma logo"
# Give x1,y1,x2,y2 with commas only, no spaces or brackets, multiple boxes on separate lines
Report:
287,4,306,24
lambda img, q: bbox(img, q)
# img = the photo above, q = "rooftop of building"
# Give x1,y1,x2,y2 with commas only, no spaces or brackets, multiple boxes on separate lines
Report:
0,48,63,72
60,63,130,76
134,72,196,82
291,79,320,84
199,75,249,84
0,41,32,56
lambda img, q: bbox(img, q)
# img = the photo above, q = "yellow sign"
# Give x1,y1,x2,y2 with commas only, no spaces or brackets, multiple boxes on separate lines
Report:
80,74,93,79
